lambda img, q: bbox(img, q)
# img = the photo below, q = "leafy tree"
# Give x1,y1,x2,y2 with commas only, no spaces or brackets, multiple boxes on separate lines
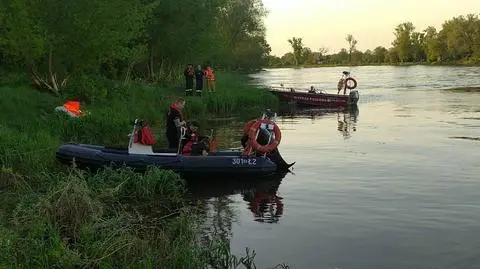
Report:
288,37,304,66
0,0,152,93
392,22,415,62
373,46,388,63
423,26,440,62
411,32,426,62
345,34,358,62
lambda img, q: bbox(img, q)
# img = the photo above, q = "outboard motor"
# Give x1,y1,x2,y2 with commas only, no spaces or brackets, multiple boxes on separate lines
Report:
348,90,359,105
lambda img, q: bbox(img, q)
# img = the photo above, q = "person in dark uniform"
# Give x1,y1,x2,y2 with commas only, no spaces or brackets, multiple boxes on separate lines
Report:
194,65,204,96
241,109,275,148
184,64,194,96
166,97,186,149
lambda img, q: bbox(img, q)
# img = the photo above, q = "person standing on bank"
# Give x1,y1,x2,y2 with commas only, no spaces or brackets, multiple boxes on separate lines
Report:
166,97,186,149
184,64,194,96
204,65,216,93
194,65,204,96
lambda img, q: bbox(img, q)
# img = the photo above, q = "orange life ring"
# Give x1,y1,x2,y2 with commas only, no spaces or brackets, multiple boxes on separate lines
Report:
345,77,357,90
247,119,281,153
243,119,257,135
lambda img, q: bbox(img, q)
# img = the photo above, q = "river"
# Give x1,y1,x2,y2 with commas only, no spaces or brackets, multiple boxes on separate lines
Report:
189,65,480,269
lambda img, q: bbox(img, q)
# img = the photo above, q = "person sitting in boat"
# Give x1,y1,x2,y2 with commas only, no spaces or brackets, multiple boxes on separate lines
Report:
241,110,275,149
181,121,209,156
308,86,316,94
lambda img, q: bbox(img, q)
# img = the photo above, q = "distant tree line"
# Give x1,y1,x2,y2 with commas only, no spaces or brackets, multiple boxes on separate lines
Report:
0,0,271,94
268,13,480,67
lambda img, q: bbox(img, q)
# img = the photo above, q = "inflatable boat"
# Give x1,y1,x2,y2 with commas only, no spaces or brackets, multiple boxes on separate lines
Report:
56,116,294,179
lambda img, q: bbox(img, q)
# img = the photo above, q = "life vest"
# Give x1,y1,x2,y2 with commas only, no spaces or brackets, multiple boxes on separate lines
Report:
63,101,83,116
204,67,215,80
182,130,199,154
134,125,157,145
169,103,183,121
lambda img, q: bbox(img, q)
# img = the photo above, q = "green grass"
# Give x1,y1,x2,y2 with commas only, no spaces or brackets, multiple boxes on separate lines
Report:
0,71,277,174
0,72,286,268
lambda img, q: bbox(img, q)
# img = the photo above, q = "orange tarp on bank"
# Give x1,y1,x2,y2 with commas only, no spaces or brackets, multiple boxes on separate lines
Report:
63,101,83,116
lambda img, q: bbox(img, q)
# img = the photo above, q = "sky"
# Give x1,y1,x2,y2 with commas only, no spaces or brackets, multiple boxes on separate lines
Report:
262,0,480,56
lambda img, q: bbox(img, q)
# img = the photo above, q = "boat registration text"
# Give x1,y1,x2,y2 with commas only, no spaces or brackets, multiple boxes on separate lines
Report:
232,158,257,165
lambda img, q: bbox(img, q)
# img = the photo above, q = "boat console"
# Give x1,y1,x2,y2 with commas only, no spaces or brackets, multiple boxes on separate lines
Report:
127,119,180,156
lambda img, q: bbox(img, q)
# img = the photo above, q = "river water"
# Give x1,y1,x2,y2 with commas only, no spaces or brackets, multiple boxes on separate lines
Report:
189,66,480,269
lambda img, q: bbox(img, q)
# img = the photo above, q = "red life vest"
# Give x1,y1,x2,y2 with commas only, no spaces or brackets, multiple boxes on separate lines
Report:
134,126,157,145
182,130,199,154
169,103,183,121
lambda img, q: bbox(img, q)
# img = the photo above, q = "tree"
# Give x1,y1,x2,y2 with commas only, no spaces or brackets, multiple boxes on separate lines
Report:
423,26,440,62
288,37,304,65
411,31,426,62
392,22,415,62
362,50,373,64
373,46,388,63
438,14,479,61
345,34,358,62
0,0,152,93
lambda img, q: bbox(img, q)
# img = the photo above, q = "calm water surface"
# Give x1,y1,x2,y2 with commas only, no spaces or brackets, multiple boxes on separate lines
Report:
191,66,480,269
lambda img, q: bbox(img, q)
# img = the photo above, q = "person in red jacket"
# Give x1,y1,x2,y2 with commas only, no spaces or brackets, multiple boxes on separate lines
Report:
181,121,209,156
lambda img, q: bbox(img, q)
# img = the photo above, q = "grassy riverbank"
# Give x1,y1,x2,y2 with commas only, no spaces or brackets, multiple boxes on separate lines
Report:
0,72,286,268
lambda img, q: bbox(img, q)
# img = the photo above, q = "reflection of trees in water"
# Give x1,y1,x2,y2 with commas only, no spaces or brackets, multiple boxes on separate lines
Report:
204,120,244,149
188,178,284,226
189,178,287,268
196,195,236,243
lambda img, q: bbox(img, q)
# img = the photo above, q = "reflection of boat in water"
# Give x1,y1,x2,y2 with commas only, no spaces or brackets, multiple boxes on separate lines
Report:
242,183,283,224
337,105,359,139
279,104,360,139
279,103,359,119
185,177,285,223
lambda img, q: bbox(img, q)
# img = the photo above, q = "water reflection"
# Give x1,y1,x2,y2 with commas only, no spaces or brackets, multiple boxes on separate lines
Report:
278,104,360,139
337,106,359,139
243,185,283,224
186,178,285,224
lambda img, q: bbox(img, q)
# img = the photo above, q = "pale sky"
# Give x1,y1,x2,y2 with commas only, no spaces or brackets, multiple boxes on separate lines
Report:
263,0,480,56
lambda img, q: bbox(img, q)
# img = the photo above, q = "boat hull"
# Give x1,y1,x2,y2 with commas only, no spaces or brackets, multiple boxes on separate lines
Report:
269,89,359,107
56,143,290,179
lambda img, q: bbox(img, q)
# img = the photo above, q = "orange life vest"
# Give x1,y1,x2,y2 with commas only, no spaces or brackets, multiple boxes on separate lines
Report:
204,67,215,80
